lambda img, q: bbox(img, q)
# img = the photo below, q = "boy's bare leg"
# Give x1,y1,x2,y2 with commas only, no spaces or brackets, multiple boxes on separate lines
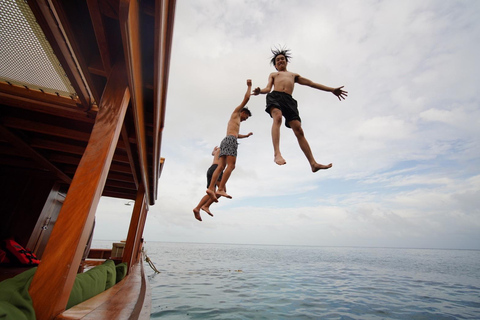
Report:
271,108,286,165
206,188,219,202
216,190,231,198
202,183,223,214
216,156,235,199
193,209,202,221
193,198,206,221
201,206,212,215
201,197,215,216
216,187,232,199
206,160,225,202
290,120,332,172
193,194,213,221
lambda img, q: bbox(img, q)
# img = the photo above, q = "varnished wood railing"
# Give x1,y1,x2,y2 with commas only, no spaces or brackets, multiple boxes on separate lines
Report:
55,259,151,320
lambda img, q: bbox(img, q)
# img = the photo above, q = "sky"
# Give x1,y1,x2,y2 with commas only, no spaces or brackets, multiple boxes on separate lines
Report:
95,0,480,250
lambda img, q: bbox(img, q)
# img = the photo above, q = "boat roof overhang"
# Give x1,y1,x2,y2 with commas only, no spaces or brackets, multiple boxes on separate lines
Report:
0,0,175,205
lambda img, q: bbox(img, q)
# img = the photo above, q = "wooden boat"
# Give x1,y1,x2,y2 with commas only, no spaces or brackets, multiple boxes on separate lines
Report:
0,0,176,318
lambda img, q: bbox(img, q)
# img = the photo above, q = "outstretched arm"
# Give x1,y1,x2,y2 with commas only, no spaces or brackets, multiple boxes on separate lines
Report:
253,73,274,95
238,132,253,139
233,79,252,113
296,75,348,101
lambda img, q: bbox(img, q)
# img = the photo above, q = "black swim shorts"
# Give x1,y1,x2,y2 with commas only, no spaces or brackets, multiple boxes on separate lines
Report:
265,91,301,128
206,164,223,187
219,135,238,157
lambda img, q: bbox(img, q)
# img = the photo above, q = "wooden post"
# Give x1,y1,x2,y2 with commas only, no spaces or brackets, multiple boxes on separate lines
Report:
120,0,150,205
135,204,148,263
153,0,176,201
123,186,147,273
28,62,130,320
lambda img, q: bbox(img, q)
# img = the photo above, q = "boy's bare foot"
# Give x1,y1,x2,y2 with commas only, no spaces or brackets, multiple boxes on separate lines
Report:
216,190,232,199
312,163,332,173
274,154,286,165
193,208,202,221
206,189,218,202
201,206,213,217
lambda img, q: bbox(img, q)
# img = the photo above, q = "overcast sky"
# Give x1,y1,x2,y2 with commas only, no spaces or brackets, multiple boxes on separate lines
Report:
95,0,480,250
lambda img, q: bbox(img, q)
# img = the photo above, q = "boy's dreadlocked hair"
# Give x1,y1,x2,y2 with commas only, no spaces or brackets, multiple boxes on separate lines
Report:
270,46,292,66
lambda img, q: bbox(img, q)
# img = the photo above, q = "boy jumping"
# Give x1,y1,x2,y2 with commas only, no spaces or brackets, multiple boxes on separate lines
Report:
193,80,252,221
193,131,252,221
253,47,347,172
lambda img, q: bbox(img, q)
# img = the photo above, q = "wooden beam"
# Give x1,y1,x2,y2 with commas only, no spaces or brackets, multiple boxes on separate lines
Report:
87,56,108,77
47,154,81,166
98,0,120,20
134,204,148,263
2,117,92,142
109,162,133,174
29,62,130,319
50,0,106,105
0,83,92,123
106,171,136,183
30,139,87,156
153,0,176,201
0,82,80,107
0,125,72,184
121,125,139,188
119,0,150,205
105,180,136,190
122,185,147,273
47,152,130,166
87,0,112,76
159,157,165,178
102,190,135,200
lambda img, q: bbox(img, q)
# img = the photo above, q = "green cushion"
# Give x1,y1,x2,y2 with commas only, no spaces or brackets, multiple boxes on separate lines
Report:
0,301,29,320
66,264,107,309
0,260,120,316
102,260,116,290
0,267,37,320
115,262,127,283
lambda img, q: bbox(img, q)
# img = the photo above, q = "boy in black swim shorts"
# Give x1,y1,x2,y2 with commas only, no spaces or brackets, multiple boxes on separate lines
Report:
265,91,300,128
207,163,223,187
253,47,348,172
193,147,223,221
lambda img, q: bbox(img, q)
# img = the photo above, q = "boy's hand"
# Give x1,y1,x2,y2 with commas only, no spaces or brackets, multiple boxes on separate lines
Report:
247,79,252,86
332,86,348,101
253,87,261,95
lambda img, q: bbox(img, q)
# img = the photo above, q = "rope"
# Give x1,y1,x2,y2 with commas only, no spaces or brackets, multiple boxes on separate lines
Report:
145,254,161,273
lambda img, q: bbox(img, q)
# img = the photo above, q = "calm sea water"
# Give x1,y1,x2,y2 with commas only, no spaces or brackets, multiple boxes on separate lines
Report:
123,242,480,319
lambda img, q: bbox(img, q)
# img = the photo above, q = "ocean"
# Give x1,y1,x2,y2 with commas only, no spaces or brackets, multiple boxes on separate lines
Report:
99,241,480,319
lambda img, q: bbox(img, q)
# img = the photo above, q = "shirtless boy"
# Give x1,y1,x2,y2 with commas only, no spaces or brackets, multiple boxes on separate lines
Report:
253,47,347,172
193,131,252,221
197,79,252,216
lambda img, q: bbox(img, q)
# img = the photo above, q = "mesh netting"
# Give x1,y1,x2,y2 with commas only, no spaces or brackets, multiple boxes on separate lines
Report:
0,0,76,98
